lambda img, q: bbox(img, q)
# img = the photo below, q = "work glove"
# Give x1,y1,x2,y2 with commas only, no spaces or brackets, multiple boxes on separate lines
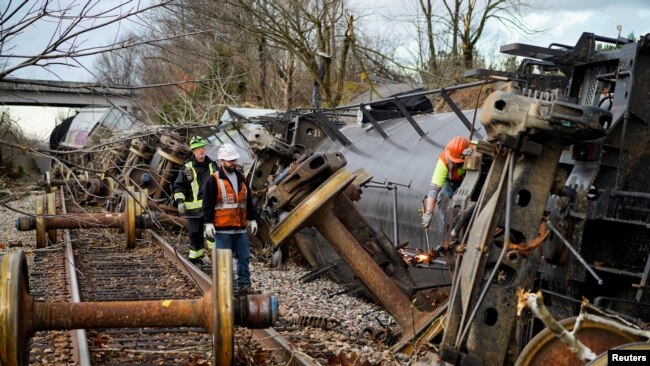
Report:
420,211,433,228
248,220,258,236
177,202,187,215
204,223,216,238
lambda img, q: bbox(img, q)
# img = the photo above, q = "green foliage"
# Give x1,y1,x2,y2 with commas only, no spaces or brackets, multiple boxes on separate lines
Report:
595,32,636,52
499,56,519,73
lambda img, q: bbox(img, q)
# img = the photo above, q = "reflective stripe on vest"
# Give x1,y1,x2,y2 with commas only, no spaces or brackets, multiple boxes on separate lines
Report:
184,161,215,210
212,172,247,228
438,153,465,183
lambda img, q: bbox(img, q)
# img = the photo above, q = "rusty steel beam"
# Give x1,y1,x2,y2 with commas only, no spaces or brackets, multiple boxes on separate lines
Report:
317,208,434,330
270,169,438,341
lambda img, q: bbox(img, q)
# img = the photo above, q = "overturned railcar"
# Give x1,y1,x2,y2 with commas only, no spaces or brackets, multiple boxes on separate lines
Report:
252,32,650,365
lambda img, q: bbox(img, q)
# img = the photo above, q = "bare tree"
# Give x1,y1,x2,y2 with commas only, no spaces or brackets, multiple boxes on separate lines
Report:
0,110,27,177
419,0,438,82
406,0,537,82
0,0,173,80
452,0,536,69
442,0,462,59
211,0,358,108
93,45,138,85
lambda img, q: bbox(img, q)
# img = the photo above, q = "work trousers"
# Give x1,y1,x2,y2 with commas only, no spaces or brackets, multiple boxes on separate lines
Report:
214,232,251,289
185,209,214,259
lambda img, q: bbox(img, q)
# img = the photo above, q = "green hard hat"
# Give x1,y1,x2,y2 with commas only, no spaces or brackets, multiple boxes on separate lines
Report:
189,136,207,150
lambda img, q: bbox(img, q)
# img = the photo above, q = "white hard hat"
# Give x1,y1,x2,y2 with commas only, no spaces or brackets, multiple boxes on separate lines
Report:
217,143,240,160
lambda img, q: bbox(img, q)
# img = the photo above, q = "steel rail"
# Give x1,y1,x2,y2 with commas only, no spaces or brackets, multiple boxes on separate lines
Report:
59,189,91,366
147,229,319,366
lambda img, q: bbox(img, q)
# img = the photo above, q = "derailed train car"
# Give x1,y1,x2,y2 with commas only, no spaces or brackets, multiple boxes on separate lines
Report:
248,32,650,365
46,31,650,364
46,107,255,211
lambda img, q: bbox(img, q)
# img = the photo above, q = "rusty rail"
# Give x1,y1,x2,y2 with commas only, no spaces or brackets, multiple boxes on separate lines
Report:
147,229,320,366
60,188,92,366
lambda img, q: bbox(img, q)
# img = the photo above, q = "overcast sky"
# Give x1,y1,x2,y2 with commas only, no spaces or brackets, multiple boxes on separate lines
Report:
350,0,649,66
3,0,649,139
5,0,649,82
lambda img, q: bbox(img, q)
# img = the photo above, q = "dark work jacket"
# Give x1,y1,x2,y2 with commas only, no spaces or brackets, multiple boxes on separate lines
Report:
173,155,217,208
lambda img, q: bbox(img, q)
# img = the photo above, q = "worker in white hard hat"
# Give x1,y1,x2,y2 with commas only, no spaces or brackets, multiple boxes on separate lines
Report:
202,143,258,294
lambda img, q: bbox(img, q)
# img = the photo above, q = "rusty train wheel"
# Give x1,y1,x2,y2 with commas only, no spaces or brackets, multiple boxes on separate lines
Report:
0,251,30,366
35,195,46,249
47,192,57,245
156,148,185,165
215,248,234,365
515,316,641,366
135,189,148,239
269,169,355,247
124,188,136,248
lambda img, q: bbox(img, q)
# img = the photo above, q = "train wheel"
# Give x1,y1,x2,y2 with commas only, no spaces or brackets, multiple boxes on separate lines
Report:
35,195,46,248
46,192,57,245
214,248,234,365
0,251,31,366
515,316,640,366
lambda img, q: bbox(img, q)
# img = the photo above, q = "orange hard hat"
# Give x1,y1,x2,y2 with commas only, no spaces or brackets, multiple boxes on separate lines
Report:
445,136,470,163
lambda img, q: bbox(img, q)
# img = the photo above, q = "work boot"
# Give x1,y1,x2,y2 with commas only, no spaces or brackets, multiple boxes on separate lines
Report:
188,256,205,266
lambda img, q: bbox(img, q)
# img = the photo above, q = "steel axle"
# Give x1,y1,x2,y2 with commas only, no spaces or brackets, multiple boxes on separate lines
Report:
270,169,440,347
15,190,149,248
0,249,278,366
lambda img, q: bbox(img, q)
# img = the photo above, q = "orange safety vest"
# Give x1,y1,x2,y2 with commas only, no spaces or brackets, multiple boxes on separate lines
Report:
212,172,248,229
438,151,465,182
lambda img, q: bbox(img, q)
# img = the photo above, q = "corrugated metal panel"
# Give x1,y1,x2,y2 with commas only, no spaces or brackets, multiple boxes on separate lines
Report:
315,110,483,251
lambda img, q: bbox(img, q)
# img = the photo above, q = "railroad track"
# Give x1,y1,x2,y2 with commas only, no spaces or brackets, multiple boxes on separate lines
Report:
1,188,309,366
4,187,400,365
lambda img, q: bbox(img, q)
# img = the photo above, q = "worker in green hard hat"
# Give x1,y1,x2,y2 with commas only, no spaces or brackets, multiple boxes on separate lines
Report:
173,136,218,265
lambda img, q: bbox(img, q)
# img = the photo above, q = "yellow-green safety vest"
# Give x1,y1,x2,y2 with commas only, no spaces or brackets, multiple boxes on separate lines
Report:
174,161,215,210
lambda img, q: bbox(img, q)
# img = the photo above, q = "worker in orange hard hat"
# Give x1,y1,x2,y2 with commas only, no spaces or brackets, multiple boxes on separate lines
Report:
421,136,474,228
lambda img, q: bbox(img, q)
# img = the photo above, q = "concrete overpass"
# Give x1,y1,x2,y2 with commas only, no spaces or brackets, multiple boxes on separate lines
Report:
0,78,136,111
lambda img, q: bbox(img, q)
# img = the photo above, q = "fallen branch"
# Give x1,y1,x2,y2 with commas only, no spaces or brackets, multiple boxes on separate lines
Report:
517,289,597,362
